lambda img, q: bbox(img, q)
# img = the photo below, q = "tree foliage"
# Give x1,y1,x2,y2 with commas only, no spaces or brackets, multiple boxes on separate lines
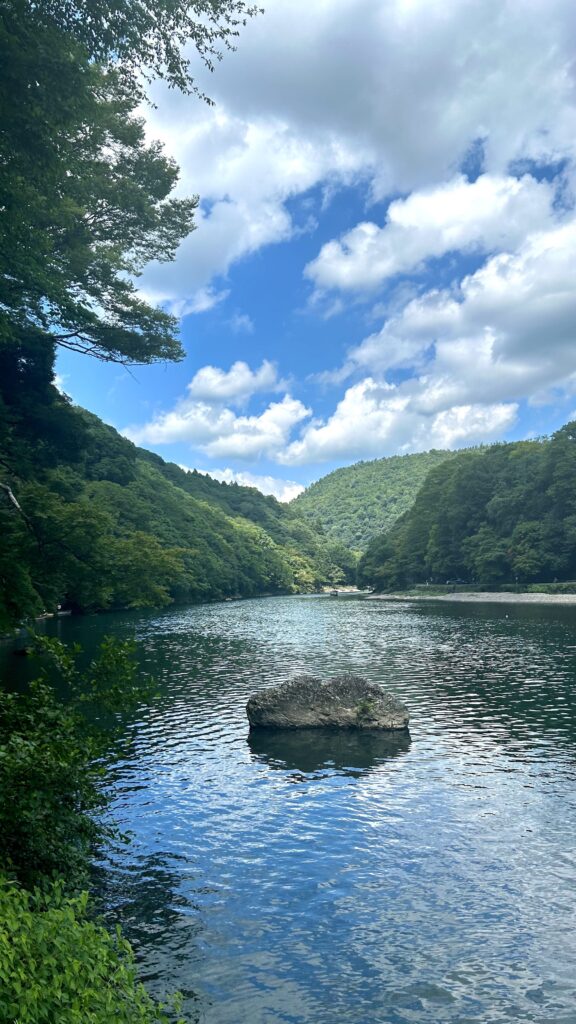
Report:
0,390,356,632
0,2,198,366
0,879,185,1024
0,636,153,890
292,449,457,551
358,426,576,589
29,0,262,99
0,637,186,1022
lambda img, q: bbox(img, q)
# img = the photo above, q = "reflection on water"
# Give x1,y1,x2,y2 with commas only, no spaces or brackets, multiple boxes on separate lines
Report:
6,595,576,1024
248,726,411,777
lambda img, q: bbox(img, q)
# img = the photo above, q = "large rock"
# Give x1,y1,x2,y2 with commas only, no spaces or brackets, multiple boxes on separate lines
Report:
246,673,409,730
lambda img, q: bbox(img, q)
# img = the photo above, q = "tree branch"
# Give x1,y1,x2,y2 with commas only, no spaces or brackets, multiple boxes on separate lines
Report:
0,482,23,512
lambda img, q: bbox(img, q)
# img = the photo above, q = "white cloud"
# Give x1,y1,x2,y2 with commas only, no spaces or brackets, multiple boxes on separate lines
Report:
203,396,310,459
137,0,576,315
53,373,70,396
228,312,254,334
126,217,576,470
280,378,517,465
185,467,305,502
349,218,576,393
282,217,576,466
139,113,363,313
124,366,311,460
305,174,556,292
116,1,576,473
187,360,279,404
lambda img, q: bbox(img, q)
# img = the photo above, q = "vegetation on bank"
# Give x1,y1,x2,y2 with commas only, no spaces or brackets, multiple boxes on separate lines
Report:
0,373,356,633
0,638,186,1023
292,449,457,550
358,425,576,591
0,1,264,1020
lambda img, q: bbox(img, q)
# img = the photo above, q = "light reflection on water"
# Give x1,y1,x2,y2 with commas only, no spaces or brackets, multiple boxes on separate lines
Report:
39,596,576,1022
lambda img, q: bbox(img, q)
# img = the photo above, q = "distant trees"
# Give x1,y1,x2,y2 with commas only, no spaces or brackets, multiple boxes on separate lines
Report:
358,426,576,589
293,450,457,550
0,404,357,631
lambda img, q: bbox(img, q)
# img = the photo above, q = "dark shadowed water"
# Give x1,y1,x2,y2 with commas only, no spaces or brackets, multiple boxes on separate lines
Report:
10,596,576,1023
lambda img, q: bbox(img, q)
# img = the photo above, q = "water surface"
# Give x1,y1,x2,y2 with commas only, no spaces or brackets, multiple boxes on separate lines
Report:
16,596,576,1023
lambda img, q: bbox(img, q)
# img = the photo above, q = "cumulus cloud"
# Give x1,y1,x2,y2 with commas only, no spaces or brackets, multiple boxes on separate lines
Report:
127,216,576,468
183,467,305,502
203,396,310,459
282,217,576,466
119,0,576,472
139,114,363,313
124,361,310,460
305,174,557,292
187,360,280,404
349,218,576,394
280,378,517,465
138,0,576,315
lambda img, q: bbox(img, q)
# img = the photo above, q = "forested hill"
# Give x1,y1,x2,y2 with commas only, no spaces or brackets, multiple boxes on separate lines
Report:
292,449,457,550
358,424,576,590
0,372,356,632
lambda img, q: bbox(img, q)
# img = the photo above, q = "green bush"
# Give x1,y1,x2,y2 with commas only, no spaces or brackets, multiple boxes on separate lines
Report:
0,877,184,1024
0,636,152,890
0,637,190,1022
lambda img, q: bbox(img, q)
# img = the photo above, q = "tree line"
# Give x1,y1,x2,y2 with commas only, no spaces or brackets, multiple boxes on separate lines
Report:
358,424,576,590
293,448,457,550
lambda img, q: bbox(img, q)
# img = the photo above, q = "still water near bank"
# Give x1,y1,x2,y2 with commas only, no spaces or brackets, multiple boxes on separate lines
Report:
15,597,576,1022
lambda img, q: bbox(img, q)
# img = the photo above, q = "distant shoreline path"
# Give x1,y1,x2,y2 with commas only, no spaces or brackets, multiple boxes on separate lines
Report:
368,591,576,606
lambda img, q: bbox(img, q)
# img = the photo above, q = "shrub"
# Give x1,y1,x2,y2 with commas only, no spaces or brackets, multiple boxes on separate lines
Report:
0,876,184,1024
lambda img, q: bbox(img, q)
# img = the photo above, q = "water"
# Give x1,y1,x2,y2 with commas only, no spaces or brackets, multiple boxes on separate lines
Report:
8,596,576,1023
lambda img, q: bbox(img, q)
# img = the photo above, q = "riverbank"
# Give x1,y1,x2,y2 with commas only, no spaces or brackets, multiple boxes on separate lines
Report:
368,590,576,605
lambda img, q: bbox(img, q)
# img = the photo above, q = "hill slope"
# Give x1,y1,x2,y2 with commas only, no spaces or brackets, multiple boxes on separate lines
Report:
292,450,457,550
358,426,576,589
0,382,356,630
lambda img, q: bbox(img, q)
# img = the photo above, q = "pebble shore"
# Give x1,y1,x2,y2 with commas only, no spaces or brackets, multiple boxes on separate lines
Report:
368,591,576,605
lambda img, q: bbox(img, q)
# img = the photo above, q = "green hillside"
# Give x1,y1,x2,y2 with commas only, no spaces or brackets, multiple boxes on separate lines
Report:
0,362,356,631
358,425,576,589
292,449,457,550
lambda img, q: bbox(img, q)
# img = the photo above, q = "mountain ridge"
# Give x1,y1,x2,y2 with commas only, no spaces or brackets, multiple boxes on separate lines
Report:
292,448,460,550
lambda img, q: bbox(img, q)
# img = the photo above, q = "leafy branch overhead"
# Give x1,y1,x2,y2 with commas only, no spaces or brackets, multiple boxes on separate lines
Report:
0,7,194,364
30,0,263,100
0,0,261,367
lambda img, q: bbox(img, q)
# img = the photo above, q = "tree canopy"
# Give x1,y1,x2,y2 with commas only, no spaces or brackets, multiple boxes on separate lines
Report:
28,0,262,99
358,426,576,590
292,449,457,550
0,2,199,367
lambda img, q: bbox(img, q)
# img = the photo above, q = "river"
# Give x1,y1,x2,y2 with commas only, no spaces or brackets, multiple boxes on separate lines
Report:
7,595,576,1023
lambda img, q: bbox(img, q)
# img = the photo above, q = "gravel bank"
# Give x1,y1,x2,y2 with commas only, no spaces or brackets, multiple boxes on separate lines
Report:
368,591,576,605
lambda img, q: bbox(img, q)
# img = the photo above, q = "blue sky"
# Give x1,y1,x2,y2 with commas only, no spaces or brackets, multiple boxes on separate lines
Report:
56,0,576,500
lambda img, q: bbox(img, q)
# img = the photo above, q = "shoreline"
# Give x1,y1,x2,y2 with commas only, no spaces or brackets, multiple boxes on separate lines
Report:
367,590,576,606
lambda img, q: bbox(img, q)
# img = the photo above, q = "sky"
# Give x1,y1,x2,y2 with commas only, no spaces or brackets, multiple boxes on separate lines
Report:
56,0,576,501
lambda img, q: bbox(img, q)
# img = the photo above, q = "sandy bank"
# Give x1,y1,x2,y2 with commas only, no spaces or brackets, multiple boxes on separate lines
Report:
368,591,576,606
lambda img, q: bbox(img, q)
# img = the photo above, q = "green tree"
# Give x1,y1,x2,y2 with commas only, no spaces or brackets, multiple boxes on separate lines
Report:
30,0,261,99
0,637,186,1022
0,636,155,889
0,4,197,366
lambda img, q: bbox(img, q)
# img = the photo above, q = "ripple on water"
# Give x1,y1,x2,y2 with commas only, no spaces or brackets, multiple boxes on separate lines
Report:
84,597,576,1023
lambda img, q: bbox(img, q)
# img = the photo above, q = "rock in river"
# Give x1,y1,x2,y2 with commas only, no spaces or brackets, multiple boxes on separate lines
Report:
246,673,409,730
